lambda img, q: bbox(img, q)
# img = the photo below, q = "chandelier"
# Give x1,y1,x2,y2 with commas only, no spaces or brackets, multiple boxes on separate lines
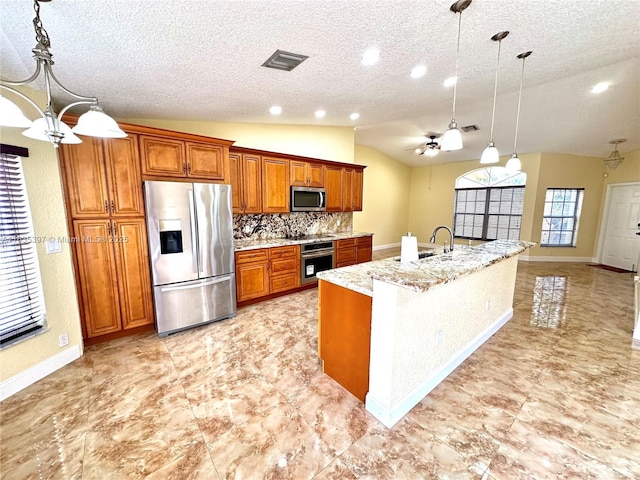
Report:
604,139,626,169
0,0,125,147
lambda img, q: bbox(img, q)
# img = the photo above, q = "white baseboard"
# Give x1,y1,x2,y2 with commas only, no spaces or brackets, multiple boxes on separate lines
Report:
0,345,81,401
365,308,513,428
519,255,595,263
372,242,401,251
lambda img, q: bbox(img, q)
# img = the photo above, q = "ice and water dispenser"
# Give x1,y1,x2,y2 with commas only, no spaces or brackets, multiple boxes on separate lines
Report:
159,219,183,255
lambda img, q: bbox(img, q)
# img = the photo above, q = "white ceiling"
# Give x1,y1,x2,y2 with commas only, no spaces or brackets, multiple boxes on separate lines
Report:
1,0,639,166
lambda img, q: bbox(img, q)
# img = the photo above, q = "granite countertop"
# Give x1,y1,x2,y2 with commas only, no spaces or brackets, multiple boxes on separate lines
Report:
316,240,536,297
234,231,373,251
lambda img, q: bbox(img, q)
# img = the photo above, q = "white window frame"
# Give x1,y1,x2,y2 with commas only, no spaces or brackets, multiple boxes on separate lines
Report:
540,188,584,247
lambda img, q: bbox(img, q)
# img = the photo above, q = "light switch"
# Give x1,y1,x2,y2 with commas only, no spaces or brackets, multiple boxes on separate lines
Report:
45,239,62,254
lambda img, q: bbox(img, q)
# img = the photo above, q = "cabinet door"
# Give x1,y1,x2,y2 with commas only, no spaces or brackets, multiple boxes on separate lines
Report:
229,152,243,213
112,219,154,330
262,157,290,213
290,160,308,186
356,236,372,263
308,163,325,188
352,168,363,211
243,154,262,213
104,135,145,217
60,138,110,218
325,166,343,212
140,135,186,177
73,220,122,337
342,168,353,212
236,261,269,301
187,142,226,181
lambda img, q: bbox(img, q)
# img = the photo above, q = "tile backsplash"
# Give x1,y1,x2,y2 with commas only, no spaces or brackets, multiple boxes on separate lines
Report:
233,212,353,239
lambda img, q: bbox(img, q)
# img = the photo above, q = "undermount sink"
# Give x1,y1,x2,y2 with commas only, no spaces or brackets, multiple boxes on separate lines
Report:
394,251,436,262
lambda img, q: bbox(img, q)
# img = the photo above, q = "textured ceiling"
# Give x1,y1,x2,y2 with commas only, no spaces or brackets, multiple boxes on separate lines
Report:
1,0,639,166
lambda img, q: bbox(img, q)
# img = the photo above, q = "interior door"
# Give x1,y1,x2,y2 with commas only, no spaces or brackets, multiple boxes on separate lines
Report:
601,183,640,271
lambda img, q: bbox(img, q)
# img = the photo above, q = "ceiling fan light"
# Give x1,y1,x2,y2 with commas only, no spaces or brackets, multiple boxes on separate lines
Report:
505,153,521,172
480,142,499,164
23,117,82,144
0,95,32,128
424,148,439,157
441,122,463,151
72,105,127,138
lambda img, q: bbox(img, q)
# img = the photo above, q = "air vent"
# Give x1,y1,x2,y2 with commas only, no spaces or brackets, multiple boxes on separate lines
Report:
262,50,309,71
461,124,479,132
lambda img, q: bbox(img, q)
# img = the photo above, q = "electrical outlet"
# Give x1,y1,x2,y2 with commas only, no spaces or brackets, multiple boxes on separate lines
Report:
436,330,443,346
58,333,69,347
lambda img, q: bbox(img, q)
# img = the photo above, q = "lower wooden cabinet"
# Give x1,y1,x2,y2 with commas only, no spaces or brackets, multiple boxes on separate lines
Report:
73,218,153,338
356,236,372,263
336,236,372,268
269,245,299,294
235,249,270,302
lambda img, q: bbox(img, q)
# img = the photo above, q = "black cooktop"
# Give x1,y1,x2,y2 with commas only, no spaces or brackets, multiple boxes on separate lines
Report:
284,233,328,240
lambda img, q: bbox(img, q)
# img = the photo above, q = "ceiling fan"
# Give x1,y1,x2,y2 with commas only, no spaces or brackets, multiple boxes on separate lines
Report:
410,134,441,157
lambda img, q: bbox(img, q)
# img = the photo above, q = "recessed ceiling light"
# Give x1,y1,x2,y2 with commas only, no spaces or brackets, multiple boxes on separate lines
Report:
443,76,457,87
350,113,360,121
269,105,282,115
315,110,326,118
591,82,609,93
411,65,427,78
361,48,379,66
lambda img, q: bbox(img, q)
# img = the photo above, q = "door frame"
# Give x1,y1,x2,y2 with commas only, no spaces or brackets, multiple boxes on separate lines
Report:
595,181,640,269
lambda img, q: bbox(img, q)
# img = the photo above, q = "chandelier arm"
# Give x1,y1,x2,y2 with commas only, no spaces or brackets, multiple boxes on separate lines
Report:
43,63,97,102
0,60,43,87
0,84,46,120
58,99,96,119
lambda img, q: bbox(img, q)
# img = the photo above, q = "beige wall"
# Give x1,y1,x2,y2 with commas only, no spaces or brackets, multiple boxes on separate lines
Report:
123,118,355,164
0,88,82,382
352,145,411,247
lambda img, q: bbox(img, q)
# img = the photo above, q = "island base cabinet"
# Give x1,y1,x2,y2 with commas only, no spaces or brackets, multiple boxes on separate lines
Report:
318,279,372,402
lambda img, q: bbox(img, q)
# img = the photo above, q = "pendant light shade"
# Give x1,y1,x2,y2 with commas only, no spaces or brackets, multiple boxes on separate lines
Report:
23,116,82,144
441,0,472,152
480,31,509,164
72,105,127,138
0,95,32,128
505,51,532,173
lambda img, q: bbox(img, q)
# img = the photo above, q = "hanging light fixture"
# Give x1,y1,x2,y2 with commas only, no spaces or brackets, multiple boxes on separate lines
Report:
441,0,472,152
603,139,626,169
480,31,509,164
0,0,126,147
506,51,532,173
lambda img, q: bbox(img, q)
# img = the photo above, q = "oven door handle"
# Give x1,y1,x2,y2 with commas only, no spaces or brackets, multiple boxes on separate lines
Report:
301,250,334,259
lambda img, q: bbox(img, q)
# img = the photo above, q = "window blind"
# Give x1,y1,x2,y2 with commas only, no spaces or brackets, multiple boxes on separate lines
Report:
0,154,46,348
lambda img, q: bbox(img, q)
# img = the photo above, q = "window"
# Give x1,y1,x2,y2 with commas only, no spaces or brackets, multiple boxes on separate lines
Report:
540,188,584,247
453,167,527,241
0,153,47,348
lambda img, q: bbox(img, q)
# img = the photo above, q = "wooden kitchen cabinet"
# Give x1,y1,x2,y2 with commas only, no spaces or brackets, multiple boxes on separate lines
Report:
230,151,262,214
186,142,226,180
335,238,357,268
325,165,343,212
269,245,299,293
235,249,270,302
290,161,324,188
352,168,364,211
356,235,373,263
342,168,353,212
262,156,290,213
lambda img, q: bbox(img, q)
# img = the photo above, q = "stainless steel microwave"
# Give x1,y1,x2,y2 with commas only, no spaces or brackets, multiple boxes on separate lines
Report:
290,186,326,212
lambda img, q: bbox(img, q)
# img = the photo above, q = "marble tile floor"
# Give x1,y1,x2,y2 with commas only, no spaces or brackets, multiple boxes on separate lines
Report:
1,255,639,479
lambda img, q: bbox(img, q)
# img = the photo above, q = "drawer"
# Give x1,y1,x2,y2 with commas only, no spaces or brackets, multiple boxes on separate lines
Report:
336,259,357,268
270,272,299,293
235,248,269,265
270,245,298,260
270,256,298,275
357,236,372,248
336,246,356,264
336,238,356,248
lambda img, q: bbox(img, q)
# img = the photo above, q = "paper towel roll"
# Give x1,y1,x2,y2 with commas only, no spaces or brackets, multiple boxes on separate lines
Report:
401,233,418,263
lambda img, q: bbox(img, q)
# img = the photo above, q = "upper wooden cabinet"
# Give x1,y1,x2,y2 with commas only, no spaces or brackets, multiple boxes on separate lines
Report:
342,168,353,212
352,168,364,211
325,165,343,212
60,135,144,219
140,135,229,182
290,161,324,188
262,157,290,213
230,151,262,214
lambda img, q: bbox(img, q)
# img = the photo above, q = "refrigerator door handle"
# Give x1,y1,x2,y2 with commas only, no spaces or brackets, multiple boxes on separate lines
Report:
188,191,198,274
159,276,232,292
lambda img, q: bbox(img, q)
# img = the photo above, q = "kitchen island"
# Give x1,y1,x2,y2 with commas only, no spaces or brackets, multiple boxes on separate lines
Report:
316,240,535,428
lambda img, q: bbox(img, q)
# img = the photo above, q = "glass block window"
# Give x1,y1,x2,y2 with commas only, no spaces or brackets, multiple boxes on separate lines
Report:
540,188,584,247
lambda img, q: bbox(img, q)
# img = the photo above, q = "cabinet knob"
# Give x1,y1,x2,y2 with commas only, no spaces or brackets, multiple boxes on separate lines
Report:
104,200,109,213
183,163,187,174
187,163,191,175
110,200,115,213
107,222,112,235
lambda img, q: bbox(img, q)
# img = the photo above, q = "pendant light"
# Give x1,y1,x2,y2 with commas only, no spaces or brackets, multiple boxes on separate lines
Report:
506,51,533,173
441,0,472,152
480,31,509,164
603,139,626,170
0,0,126,147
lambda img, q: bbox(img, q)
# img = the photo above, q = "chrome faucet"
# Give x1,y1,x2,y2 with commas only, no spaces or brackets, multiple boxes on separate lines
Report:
429,225,454,252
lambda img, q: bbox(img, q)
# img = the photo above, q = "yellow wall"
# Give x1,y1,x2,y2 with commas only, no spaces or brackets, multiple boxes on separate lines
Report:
352,145,411,247
123,118,355,163
0,88,82,382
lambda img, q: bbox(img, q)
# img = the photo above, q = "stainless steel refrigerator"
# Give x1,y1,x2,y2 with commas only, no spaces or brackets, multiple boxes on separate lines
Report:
144,181,236,337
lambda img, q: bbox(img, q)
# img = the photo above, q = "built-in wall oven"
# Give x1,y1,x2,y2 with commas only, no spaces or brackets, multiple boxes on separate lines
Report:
300,241,334,284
